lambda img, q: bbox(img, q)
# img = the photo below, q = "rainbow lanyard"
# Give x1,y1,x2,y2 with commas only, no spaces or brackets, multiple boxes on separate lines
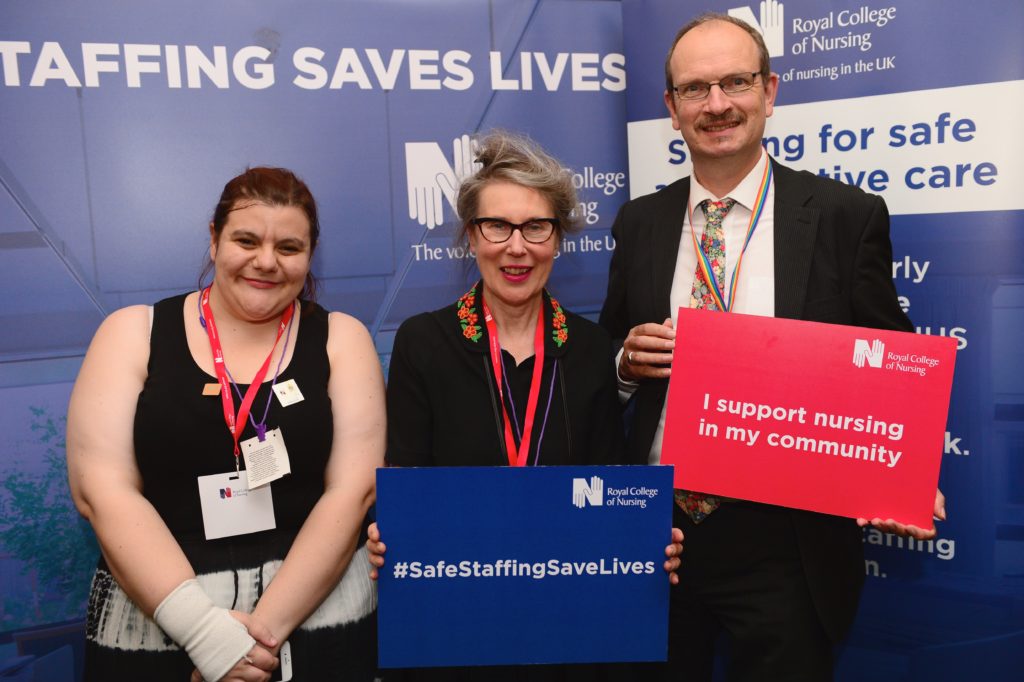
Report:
687,157,772,312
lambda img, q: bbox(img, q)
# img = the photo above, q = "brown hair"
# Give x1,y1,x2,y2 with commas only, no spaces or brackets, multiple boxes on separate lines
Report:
200,166,320,303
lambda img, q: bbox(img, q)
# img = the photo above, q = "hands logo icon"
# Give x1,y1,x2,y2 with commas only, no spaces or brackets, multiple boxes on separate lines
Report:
572,476,604,508
729,1,785,59
852,339,885,368
405,134,481,229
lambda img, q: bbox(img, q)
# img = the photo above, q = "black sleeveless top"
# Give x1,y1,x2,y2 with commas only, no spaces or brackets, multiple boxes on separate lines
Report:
133,293,334,572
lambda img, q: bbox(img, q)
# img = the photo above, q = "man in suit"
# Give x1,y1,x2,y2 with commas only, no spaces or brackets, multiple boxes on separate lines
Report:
599,13,945,681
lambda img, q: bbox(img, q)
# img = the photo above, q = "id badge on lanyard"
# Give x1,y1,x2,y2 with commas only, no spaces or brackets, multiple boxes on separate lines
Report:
196,288,296,538
197,471,276,540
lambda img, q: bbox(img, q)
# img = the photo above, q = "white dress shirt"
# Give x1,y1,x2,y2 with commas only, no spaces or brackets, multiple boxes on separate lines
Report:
617,150,778,464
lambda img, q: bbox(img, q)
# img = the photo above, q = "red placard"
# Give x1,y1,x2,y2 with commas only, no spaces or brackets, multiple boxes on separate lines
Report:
662,308,956,528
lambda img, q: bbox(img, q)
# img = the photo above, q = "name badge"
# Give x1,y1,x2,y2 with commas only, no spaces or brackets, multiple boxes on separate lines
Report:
197,472,276,540
273,379,304,407
241,427,292,489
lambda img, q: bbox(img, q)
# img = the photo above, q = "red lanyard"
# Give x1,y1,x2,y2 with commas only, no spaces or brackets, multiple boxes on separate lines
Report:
482,300,545,467
199,287,295,468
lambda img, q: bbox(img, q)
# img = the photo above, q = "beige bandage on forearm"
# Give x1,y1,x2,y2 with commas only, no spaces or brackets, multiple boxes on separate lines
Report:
154,579,255,682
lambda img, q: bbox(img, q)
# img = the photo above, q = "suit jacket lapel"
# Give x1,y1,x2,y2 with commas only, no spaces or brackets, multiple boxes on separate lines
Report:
651,178,690,321
772,161,820,320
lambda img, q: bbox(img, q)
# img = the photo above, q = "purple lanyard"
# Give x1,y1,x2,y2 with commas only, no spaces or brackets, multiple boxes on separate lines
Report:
500,353,559,465
199,296,297,442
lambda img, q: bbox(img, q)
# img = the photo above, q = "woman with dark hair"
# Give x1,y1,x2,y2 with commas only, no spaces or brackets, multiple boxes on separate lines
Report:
368,132,682,681
68,167,382,681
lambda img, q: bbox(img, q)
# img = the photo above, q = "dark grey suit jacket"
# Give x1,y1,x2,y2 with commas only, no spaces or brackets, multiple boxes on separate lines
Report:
599,158,913,642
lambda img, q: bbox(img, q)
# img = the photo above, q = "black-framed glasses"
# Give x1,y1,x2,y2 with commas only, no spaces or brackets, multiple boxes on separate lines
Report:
472,218,558,244
671,72,762,101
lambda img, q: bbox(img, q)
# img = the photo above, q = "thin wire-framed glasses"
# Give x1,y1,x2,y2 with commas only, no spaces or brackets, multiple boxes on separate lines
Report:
472,218,558,244
671,72,762,101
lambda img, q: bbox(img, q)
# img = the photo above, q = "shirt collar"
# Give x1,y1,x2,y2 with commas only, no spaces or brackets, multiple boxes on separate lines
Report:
690,149,772,212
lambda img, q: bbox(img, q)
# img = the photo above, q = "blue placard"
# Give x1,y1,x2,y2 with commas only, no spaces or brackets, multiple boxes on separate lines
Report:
376,465,673,668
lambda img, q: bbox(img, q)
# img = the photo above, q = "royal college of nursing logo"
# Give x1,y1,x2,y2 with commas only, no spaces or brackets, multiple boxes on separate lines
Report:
572,476,604,509
728,1,785,58
852,339,885,369
404,134,481,229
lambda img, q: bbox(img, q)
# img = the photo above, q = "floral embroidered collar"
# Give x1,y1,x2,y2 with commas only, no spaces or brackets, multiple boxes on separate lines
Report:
456,283,569,350
456,285,484,342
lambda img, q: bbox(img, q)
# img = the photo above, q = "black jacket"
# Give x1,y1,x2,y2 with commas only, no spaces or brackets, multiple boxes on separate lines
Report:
388,284,629,468
599,160,914,643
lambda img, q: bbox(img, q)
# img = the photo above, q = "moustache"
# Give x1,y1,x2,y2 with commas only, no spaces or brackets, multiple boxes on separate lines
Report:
698,114,743,130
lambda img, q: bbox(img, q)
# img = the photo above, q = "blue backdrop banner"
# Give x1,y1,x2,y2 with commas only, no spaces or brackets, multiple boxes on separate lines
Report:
376,465,673,667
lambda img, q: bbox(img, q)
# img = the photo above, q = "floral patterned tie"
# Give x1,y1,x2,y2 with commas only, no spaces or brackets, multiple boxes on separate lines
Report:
675,198,735,523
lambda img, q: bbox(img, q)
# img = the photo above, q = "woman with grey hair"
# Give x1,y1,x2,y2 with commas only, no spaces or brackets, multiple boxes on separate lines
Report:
368,131,682,681
390,129,624,469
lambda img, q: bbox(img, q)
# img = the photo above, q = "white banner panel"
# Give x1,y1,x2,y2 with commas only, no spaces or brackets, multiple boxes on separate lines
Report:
628,79,1024,215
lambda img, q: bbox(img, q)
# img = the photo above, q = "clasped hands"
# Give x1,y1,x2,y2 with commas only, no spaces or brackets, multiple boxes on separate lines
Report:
189,612,279,682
